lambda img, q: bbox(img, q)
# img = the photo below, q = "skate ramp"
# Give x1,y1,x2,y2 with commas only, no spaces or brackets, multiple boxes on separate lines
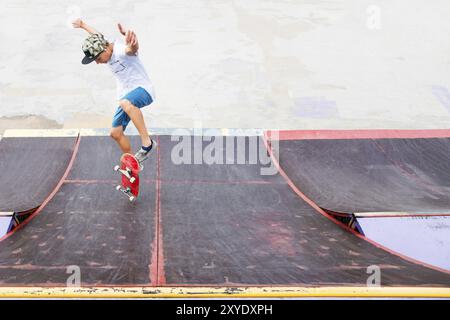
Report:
0,130,78,213
274,130,450,214
0,130,449,297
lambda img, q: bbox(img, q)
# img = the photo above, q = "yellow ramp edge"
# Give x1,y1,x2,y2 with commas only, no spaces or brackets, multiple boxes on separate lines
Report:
0,286,449,298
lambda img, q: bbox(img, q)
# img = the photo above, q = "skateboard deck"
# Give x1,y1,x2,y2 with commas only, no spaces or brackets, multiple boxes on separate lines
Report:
114,153,140,201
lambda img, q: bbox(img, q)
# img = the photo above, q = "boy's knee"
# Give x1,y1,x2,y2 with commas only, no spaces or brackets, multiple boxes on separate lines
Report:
119,99,135,113
110,128,123,140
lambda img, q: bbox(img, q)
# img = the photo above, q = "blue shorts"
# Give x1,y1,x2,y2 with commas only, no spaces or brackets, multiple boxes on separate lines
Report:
112,87,153,130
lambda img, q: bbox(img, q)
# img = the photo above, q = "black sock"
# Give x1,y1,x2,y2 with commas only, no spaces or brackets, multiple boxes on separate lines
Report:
142,140,153,152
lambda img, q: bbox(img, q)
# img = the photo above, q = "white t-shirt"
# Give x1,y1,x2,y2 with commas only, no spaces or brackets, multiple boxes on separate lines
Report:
107,40,155,100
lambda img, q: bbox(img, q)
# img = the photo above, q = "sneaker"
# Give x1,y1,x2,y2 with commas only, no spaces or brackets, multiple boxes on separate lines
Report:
134,139,156,168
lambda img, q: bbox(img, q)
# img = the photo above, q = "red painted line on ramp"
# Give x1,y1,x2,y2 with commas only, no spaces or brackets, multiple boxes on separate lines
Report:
0,135,81,243
150,136,166,285
262,131,450,276
64,179,274,185
162,179,275,185
64,179,117,184
267,129,450,141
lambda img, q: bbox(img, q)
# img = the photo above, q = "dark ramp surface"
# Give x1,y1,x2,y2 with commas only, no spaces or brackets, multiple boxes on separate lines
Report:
0,137,77,212
278,138,450,213
0,135,450,287
0,136,156,285
159,136,450,286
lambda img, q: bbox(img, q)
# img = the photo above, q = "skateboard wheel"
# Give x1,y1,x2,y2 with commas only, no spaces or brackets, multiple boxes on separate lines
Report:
116,185,121,191
130,177,136,183
129,196,135,202
114,165,120,171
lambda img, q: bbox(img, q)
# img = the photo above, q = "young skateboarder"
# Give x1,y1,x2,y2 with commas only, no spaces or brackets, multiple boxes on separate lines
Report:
73,19,155,166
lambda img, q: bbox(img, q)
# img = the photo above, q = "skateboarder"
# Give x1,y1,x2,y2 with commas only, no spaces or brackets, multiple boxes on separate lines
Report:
73,19,155,166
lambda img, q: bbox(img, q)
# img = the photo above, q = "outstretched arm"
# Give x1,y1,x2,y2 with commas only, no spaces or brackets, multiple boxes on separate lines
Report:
72,19,100,35
118,23,139,55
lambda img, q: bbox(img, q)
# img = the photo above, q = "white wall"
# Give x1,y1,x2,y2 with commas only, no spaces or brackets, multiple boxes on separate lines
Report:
1,0,450,130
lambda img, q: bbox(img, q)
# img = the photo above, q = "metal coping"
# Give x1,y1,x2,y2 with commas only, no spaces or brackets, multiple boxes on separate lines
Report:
355,212,450,218
1,128,266,138
5,128,450,138
79,128,265,136
0,212,14,217
2,129,80,138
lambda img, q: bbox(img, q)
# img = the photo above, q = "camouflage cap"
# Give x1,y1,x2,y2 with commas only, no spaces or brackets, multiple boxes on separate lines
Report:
81,33,107,64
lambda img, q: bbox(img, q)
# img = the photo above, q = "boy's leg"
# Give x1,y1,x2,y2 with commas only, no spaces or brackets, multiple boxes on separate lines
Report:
119,99,152,148
110,126,132,154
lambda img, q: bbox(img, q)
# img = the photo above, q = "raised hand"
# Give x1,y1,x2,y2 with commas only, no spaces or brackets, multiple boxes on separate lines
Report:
118,23,139,54
72,18,83,29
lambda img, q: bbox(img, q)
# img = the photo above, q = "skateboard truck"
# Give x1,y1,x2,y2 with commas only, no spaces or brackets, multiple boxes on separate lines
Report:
115,185,136,202
114,165,136,183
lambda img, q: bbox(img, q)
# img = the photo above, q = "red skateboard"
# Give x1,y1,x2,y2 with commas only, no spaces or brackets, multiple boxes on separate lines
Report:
114,153,140,202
